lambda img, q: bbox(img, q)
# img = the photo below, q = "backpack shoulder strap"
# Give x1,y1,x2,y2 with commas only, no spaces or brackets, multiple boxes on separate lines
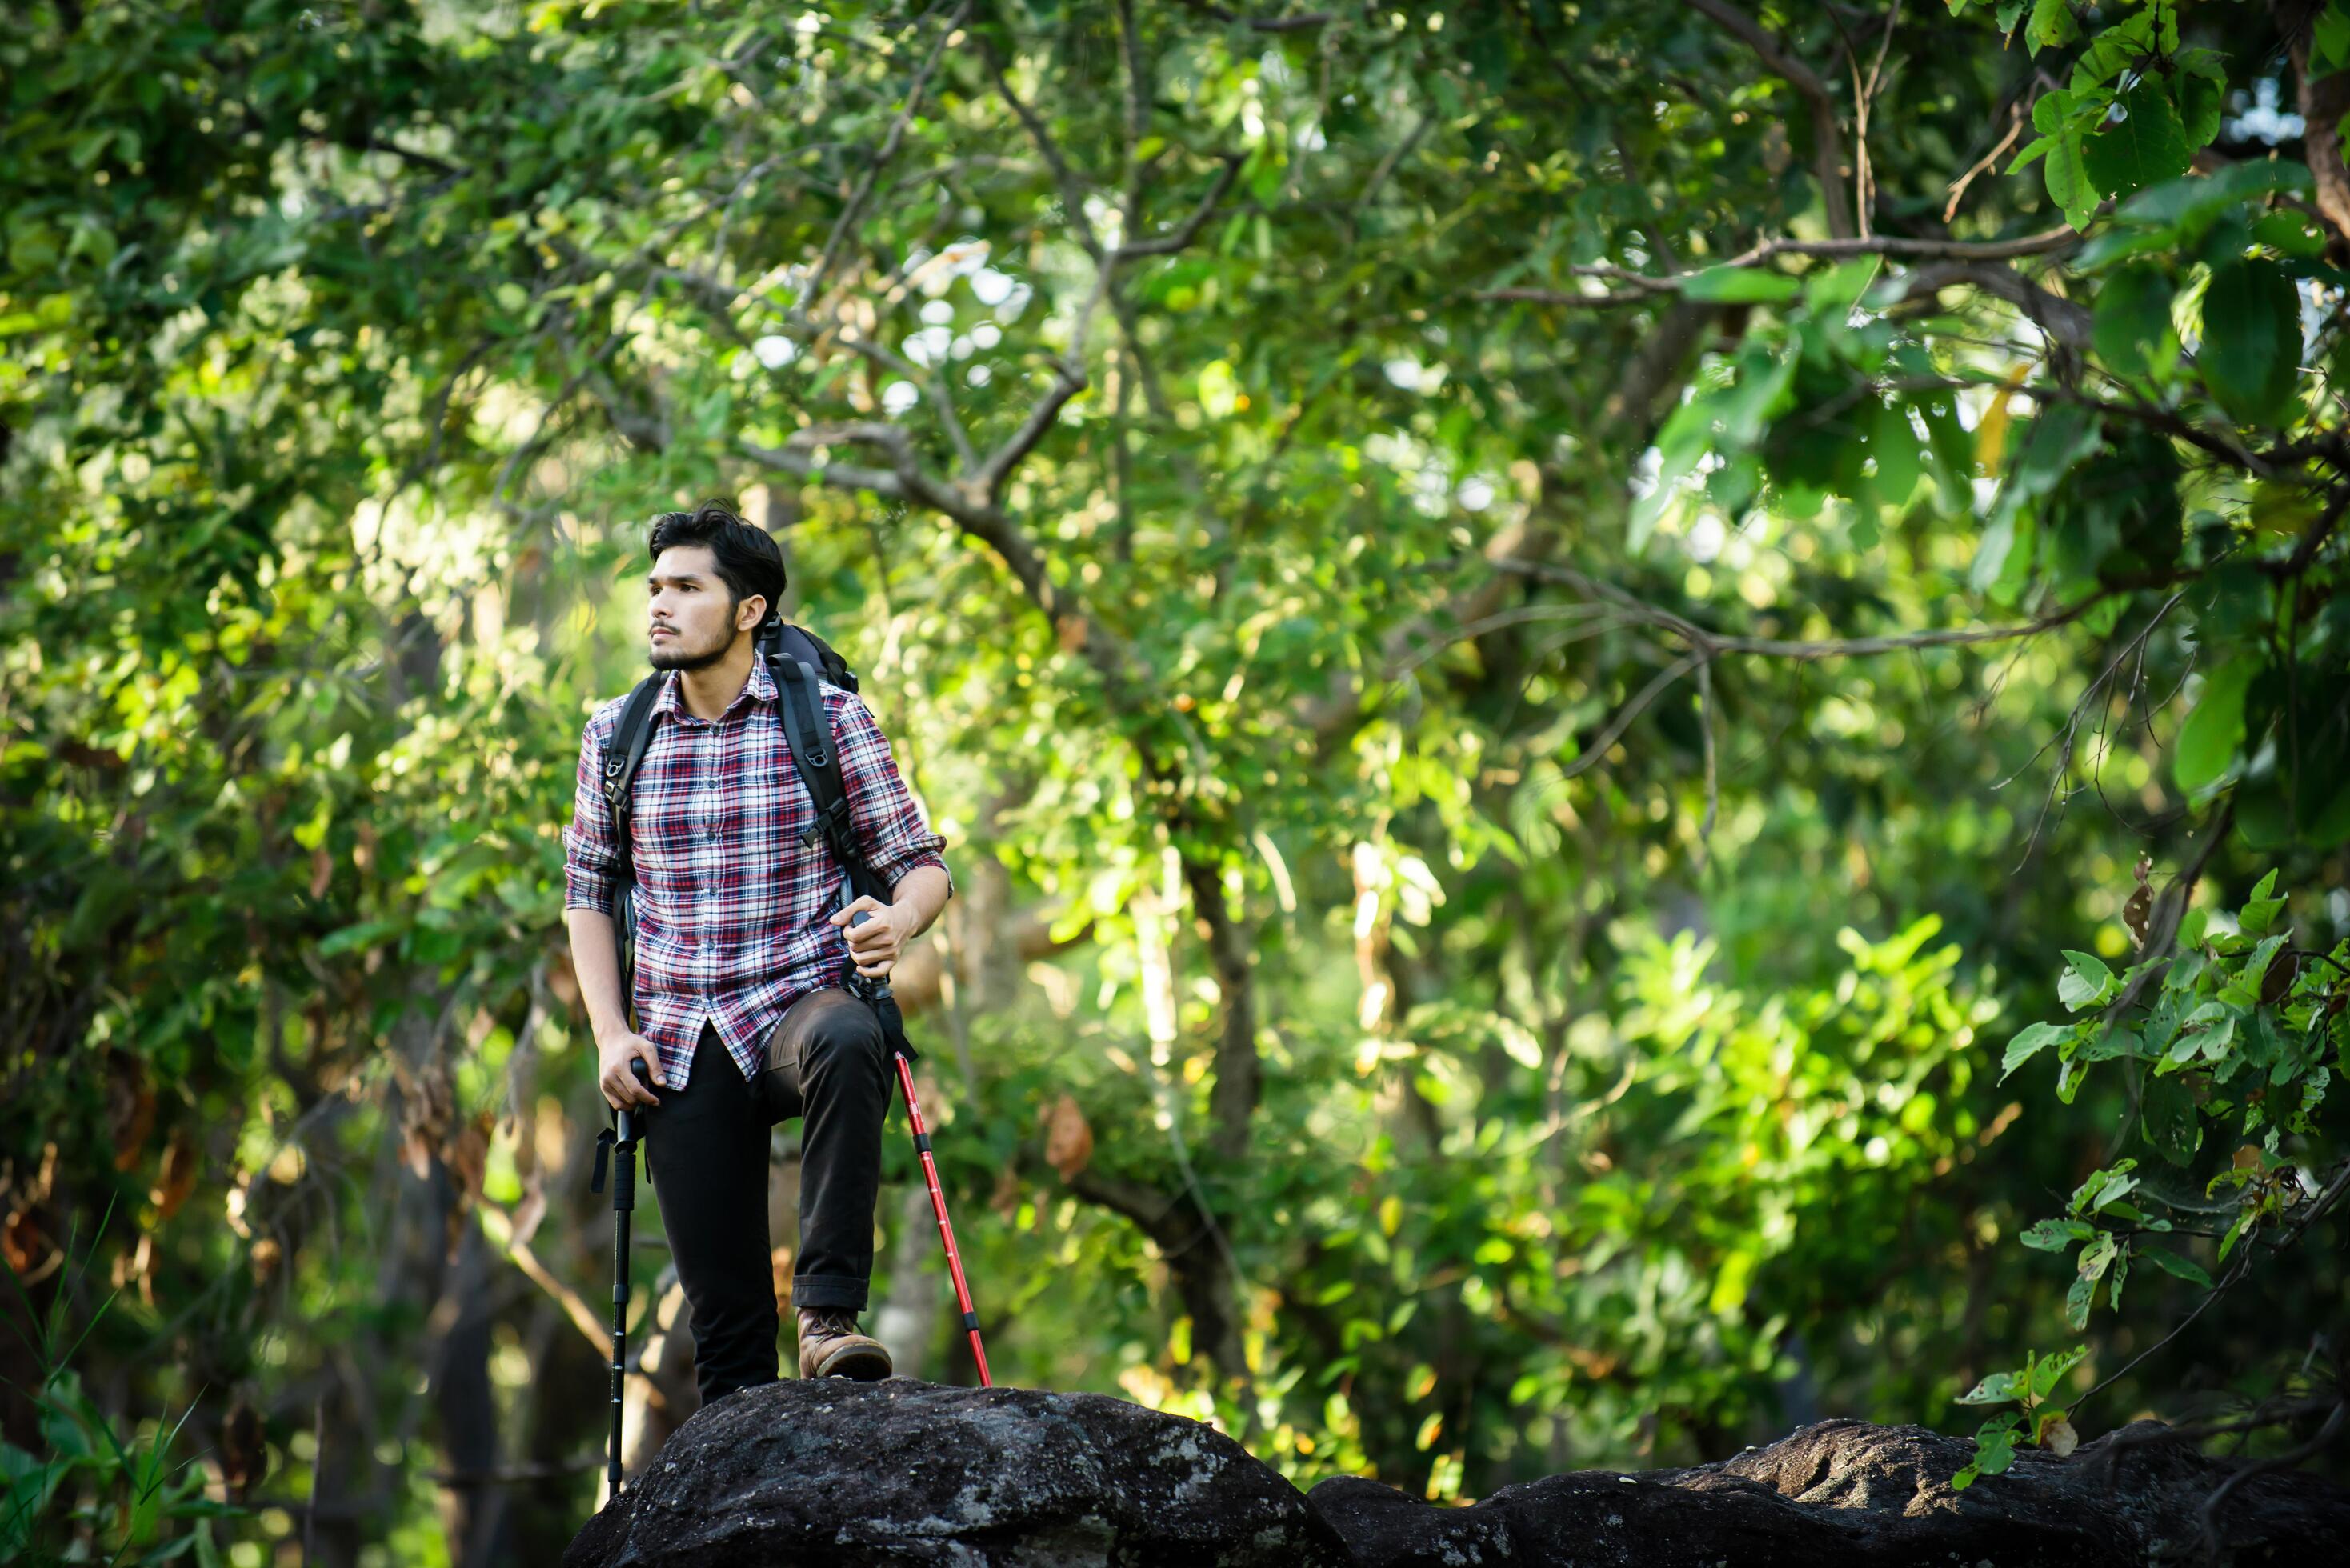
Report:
771,657,887,906
601,674,665,865
770,655,916,1062
596,674,663,1038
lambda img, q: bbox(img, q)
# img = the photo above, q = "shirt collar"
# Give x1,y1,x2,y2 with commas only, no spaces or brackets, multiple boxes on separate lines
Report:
650,657,777,724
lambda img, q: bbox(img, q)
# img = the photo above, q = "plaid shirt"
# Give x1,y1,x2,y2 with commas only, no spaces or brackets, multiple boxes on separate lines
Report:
562,657,951,1090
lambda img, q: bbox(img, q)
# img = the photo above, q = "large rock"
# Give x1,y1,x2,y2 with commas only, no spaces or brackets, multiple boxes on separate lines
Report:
561,1377,1348,1567
1311,1417,2350,1566
567,1385,2350,1567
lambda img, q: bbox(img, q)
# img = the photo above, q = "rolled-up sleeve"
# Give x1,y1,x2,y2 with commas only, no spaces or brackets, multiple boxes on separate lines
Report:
834,692,952,899
563,721,618,914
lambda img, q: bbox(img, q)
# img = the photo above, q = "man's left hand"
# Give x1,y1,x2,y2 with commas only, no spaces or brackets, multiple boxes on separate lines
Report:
831,896,908,978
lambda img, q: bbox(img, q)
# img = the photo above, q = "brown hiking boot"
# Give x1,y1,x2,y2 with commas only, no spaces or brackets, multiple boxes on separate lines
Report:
795,1306,891,1380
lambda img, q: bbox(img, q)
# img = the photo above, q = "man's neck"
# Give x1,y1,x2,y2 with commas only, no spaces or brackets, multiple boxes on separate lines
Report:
675,637,755,723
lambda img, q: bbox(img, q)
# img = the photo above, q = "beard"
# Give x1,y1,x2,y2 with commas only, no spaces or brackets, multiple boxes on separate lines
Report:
649,629,729,672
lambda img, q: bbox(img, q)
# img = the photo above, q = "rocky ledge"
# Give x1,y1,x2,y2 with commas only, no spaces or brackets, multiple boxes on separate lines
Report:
565,1379,2350,1567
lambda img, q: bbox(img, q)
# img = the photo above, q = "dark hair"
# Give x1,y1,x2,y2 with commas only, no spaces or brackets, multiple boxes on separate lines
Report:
647,500,787,630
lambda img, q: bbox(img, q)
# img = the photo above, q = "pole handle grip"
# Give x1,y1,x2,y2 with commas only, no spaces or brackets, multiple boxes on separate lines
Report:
615,1058,654,1150
847,909,896,999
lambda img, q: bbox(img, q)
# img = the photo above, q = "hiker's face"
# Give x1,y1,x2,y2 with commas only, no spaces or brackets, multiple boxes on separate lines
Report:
646,544,763,672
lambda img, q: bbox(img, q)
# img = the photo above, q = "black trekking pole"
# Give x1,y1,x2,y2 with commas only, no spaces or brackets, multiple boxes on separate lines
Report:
590,1058,653,1501
849,911,993,1386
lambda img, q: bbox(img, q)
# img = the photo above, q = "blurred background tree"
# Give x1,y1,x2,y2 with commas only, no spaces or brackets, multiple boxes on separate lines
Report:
3,0,2344,1562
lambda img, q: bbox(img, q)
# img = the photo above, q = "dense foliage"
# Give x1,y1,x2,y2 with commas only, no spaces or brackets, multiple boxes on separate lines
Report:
4,1,2345,1562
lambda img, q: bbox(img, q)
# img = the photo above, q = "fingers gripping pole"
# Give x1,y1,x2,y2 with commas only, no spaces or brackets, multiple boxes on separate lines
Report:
895,1053,992,1388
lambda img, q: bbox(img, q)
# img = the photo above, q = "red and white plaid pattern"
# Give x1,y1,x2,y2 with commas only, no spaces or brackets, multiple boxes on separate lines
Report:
563,657,951,1090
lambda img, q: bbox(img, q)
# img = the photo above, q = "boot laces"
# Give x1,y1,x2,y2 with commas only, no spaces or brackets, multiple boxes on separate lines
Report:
804,1306,859,1338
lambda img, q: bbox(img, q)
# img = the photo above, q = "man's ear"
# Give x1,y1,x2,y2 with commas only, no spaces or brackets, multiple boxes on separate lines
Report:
738,593,768,633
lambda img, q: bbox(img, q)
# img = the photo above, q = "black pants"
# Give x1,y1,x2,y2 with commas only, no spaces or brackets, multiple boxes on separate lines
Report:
643,989,890,1405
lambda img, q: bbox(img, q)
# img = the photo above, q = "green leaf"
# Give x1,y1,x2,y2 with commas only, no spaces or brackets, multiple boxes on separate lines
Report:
2002,1020,2071,1079
2029,1344,2090,1399
2044,134,2097,232
2008,134,2057,174
1956,1370,2022,1406
2138,1246,2213,1288
2058,950,2115,1011
2092,263,2174,375
2254,210,2328,259
2140,1074,2200,1164
2032,87,2079,137
2314,6,2350,74
2082,83,2192,199
2021,1217,2095,1250
2172,658,2256,793
2028,0,2078,50
1805,255,1883,318
316,918,402,958
2217,1206,2254,1262
2238,869,2285,935
1864,399,1920,508
2064,1271,2097,1328
2197,260,2304,426
1681,266,1800,303
2117,162,2312,234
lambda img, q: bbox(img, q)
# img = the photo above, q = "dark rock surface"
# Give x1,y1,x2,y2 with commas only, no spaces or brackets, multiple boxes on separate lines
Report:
560,1376,1348,1567
567,1384,2350,1567
1313,1417,2350,1566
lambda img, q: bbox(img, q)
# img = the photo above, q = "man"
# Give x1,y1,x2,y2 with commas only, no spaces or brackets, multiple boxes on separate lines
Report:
562,501,953,1401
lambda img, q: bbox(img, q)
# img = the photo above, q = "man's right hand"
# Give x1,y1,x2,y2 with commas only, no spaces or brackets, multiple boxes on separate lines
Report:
598,1031,665,1110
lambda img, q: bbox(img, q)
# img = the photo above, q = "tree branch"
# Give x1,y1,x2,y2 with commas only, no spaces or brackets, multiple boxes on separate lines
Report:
1895,259,2091,350
1304,301,1715,748
1683,0,1855,238
2295,43,2350,256
803,2,970,310
973,155,1242,500
1478,222,2083,308
1117,154,1246,258
1487,558,2130,662
981,36,1102,257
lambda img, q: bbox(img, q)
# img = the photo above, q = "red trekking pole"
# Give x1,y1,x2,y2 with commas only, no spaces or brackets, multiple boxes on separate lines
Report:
893,1054,992,1386
851,911,993,1386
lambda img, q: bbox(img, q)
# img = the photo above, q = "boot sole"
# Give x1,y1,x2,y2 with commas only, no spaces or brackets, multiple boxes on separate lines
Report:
809,1342,893,1381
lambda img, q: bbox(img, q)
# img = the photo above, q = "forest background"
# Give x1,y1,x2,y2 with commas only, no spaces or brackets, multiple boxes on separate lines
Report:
4,1,2348,1564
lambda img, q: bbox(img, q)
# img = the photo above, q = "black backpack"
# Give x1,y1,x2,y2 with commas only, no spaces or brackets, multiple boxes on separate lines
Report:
598,620,893,1014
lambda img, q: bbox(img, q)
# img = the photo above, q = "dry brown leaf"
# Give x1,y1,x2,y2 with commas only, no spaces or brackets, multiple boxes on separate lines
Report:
449,1110,494,1203
106,1054,154,1173
401,1062,454,1182
990,1164,1024,1219
218,1398,269,1498
1042,1094,1094,1181
2,1208,49,1277
151,1132,199,1222
2123,854,2153,950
